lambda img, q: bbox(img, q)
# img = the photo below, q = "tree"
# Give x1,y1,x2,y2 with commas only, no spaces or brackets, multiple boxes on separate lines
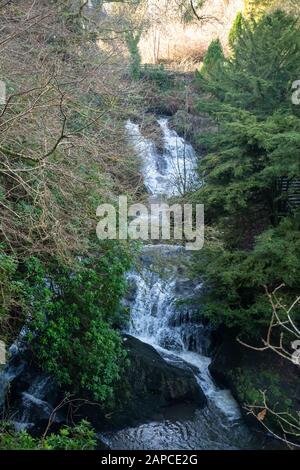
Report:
200,38,224,79
23,242,134,403
192,10,300,333
228,11,243,49
197,11,300,225
0,0,140,403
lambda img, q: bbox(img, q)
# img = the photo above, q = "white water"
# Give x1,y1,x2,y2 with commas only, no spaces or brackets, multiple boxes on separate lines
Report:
102,118,259,450
125,118,197,197
0,330,63,431
0,118,260,448
0,329,27,409
126,245,241,422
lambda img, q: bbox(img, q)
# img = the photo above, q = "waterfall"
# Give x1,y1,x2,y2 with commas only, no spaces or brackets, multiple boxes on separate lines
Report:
0,329,27,410
125,244,241,421
125,118,197,197
101,118,259,450
0,116,260,449
126,245,206,354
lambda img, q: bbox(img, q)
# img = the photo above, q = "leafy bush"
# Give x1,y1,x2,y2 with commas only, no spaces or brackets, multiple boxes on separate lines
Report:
22,242,134,403
140,65,174,90
0,420,97,450
0,247,25,342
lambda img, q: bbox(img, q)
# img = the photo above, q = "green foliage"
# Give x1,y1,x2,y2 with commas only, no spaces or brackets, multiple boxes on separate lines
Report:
22,242,133,403
200,39,224,79
0,247,25,342
0,240,135,404
198,11,300,118
196,9,300,219
232,367,292,410
192,11,300,333
195,10,300,233
232,368,265,405
0,250,17,330
228,12,244,50
125,31,142,80
193,217,300,331
0,420,97,450
140,65,174,90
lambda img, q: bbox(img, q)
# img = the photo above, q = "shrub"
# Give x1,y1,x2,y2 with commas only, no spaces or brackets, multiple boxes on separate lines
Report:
0,420,97,450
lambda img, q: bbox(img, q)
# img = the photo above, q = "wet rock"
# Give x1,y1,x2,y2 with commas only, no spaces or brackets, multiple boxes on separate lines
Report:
2,352,108,448
109,335,207,427
4,356,65,434
17,392,60,432
68,335,207,431
139,114,165,154
125,277,138,302
2,336,206,435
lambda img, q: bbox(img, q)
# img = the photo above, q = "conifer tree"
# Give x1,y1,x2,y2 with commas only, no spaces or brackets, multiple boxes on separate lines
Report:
200,38,225,79
193,10,300,330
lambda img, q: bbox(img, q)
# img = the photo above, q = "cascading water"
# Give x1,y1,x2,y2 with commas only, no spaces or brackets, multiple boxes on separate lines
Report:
125,118,197,197
102,119,261,450
0,329,26,409
0,117,265,448
126,246,207,355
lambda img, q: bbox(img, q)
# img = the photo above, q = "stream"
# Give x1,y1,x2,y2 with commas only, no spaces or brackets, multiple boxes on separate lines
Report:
100,118,262,450
0,117,265,449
